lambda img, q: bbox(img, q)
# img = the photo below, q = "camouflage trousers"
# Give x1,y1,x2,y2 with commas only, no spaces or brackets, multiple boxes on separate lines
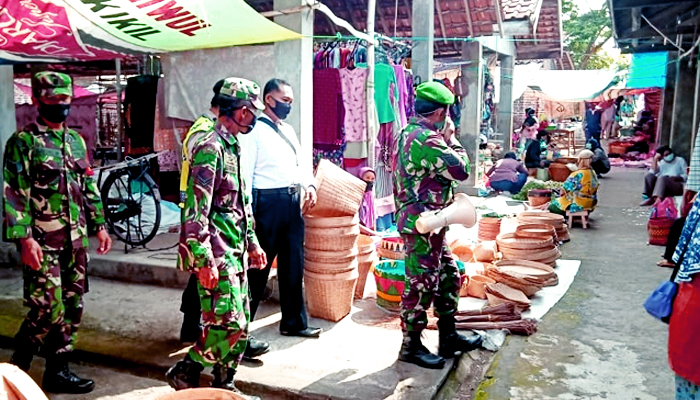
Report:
188,265,249,370
401,231,460,332
15,247,87,355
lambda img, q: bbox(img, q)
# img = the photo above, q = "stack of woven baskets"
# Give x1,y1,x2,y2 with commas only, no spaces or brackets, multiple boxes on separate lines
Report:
303,160,367,322
478,217,501,242
495,230,561,266
517,211,570,242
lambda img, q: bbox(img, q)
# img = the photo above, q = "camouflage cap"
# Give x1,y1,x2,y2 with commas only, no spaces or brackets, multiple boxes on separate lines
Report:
219,77,265,110
416,82,455,106
32,71,73,99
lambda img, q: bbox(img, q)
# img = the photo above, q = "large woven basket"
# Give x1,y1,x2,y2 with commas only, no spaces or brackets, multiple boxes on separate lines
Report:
308,159,366,218
355,235,379,299
305,268,358,322
305,247,359,264
548,163,571,182
478,217,502,242
304,214,359,229
305,257,358,274
304,224,360,251
648,217,674,246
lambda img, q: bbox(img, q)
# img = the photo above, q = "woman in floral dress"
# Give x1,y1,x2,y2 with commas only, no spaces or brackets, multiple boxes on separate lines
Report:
550,150,599,214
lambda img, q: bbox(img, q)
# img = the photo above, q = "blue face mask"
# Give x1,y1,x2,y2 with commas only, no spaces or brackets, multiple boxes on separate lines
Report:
664,154,675,162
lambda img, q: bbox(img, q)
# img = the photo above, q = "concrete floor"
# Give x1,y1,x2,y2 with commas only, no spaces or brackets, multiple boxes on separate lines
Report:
468,167,675,400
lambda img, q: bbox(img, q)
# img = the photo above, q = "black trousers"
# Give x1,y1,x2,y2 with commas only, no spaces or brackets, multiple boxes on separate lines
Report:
248,188,307,332
664,217,687,262
180,273,200,316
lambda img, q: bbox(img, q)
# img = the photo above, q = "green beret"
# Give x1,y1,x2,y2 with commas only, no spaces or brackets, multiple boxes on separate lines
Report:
415,82,454,105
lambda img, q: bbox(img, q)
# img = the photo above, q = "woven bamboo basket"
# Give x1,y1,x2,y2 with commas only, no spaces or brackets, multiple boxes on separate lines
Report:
478,217,502,242
527,190,552,207
378,237,406,260
548,163,571,182
305,247,359,264
304,224,360,251
304,257,358,274
496,233,554,250
515,224,557,241
355,256,377,299
156,388,246,400
355,234,379,299
304,214,359,229
305,268,358,322
309,159,366,218
467,274,496,299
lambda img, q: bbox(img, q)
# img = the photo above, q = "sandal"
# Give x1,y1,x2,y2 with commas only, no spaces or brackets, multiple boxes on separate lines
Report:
656,259,675,268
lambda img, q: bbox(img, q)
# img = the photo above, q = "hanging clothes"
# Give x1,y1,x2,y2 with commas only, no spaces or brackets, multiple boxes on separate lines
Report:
313,69,345,149
374,63,399,124
339,68,369,160
393,65,408,128
375,122,396,218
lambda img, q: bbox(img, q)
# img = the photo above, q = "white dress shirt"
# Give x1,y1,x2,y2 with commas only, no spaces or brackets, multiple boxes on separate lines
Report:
243,115,315,195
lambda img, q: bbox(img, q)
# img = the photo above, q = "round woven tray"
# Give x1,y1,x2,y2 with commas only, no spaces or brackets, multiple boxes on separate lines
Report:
496,233,554,250
309,159,366,218
305,268,358,322
515,224,557,240
493,259,556,275
304,214,360,229
304,257,358,274
304,225,360,251
500,246,559,261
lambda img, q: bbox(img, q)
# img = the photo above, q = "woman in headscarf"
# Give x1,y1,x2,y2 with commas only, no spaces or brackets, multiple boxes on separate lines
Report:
586,138,610,175
550,150,599,214
357,167,377,232
668,194,700,399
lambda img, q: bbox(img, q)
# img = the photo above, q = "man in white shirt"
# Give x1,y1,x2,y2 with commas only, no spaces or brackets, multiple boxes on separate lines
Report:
244,79,322,339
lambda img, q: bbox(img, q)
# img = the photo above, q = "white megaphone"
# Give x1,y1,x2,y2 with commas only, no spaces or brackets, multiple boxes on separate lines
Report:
415,193,477,234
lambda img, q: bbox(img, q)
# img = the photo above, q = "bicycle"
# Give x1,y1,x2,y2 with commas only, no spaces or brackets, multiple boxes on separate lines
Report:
94,151,163,250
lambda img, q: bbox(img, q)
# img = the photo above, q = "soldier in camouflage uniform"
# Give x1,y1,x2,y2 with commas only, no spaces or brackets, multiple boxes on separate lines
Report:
394,82,482,370
167,78,266,400
4,71,112,393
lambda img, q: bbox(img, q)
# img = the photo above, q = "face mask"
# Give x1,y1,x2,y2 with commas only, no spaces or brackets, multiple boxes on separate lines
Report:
231,108,257,134
664,154,675,162
271,99,292,120
364,181,374,192
38,102,70,123
585,143,592,150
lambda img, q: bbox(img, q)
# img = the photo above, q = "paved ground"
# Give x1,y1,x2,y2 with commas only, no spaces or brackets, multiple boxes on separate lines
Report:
467,167,675,400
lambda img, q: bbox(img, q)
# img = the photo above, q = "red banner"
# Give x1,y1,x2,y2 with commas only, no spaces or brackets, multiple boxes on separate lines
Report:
0,0,120,60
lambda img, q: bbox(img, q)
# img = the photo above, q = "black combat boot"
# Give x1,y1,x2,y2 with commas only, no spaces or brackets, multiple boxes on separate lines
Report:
166,354,204,390
398,331,446,369
42,353,95,394
437,316,483,359
179,313,202,343
211,365,261,400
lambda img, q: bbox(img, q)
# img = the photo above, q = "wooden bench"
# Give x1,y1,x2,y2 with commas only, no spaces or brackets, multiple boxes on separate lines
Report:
566,210,589,229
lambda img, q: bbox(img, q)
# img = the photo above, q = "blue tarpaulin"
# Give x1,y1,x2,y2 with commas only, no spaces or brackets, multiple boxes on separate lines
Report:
627,52,668,89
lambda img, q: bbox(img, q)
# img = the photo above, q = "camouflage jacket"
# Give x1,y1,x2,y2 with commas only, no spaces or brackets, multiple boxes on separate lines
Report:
3,122,105,251
177,123,259,274
394,118,471,234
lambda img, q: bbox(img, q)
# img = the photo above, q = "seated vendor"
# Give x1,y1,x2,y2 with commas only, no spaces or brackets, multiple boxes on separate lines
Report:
525,130,550,175
586,138,610,175
550,150,599,214
640,145,687,206
487,152,528,194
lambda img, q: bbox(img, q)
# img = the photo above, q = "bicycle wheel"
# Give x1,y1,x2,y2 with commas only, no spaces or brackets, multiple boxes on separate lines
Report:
101,169,162,246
